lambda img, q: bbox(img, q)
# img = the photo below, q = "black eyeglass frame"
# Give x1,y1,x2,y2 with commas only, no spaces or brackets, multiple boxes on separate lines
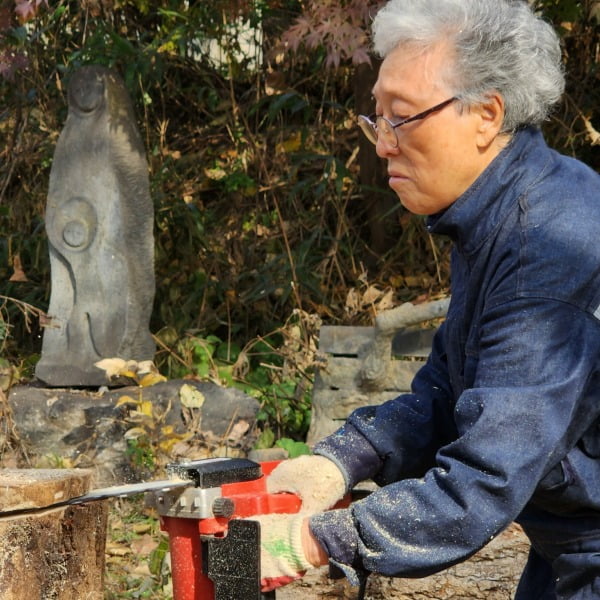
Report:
358,97,458,147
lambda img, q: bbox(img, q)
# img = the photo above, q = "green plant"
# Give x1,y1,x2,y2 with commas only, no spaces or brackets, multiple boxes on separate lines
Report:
275,437,310,457
163,334,239,384
125,437,156,472
104,497,169,599
251,367,312,446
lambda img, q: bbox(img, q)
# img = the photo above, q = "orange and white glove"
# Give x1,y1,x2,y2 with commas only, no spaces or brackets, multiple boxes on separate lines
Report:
266,455,347,513
251,513,313,592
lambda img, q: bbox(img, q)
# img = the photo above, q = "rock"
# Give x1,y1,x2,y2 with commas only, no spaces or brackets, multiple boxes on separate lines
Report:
248,447,289,462
8,380,260,484
308,324,435,445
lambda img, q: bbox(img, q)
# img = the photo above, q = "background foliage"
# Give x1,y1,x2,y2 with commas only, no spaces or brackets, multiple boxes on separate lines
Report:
0,0,598,443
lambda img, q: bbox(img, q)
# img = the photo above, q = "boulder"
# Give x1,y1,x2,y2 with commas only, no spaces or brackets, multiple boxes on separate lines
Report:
8,380,260,484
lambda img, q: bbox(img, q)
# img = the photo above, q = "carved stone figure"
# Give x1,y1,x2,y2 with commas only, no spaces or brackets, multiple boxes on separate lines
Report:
35,65,155,387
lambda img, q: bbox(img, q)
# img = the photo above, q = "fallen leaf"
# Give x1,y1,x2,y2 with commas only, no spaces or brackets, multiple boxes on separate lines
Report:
276,131,302,154
139,400,153,417
123,427,148,440
362,285,383,305
180,384,205,409
227,420,250,443
106,542,131,557
131,533,158,557
132,522,153,534
204,167,227,180
582,115,600,146
116,395,138,407
376,289,395,312
95,358,128,379
9,254,28,282
139,372,167,387
344,288,361,313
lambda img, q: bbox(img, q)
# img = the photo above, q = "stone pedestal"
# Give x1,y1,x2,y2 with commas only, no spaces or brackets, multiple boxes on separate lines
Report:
0,468,108,600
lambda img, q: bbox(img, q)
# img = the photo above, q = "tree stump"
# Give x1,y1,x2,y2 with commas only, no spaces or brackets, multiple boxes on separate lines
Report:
0,468,108,600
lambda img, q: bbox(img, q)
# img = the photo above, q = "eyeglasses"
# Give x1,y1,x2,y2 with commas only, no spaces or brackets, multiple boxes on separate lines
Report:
358,97,458,148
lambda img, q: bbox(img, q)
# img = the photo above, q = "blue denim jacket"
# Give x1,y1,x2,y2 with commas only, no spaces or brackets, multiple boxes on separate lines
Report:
310,127,600,580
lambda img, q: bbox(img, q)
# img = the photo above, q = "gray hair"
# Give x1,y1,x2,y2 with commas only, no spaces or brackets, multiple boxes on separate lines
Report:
372,0,565,132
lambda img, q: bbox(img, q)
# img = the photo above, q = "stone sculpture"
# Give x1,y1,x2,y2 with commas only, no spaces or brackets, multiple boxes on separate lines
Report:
35,65,155,387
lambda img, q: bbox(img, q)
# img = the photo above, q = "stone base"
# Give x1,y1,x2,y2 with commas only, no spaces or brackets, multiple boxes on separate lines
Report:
307,356,423,444
34,359,114,388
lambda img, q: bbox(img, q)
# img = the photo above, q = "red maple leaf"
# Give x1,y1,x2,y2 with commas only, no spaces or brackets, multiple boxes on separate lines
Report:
14,0,48,24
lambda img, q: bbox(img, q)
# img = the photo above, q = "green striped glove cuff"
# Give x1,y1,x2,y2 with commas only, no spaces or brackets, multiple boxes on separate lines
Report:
249,513,313,591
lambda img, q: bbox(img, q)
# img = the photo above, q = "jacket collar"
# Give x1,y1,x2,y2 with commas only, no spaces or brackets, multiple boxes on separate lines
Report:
426,127,549,255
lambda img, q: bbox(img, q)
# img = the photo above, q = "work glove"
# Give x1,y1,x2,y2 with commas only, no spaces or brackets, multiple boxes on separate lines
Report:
251,513,313,592
267,454,347,513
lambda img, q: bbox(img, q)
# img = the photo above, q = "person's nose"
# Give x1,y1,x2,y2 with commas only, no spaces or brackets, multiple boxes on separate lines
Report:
375,135,400,159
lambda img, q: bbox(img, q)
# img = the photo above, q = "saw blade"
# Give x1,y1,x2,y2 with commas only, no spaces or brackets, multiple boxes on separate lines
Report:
66,478,193,503
0,477,193,519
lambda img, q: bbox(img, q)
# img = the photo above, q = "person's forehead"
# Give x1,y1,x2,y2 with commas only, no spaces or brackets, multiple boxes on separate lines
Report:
372,42,453,102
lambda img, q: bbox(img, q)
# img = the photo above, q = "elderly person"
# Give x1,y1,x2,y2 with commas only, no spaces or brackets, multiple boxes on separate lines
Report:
255,0,600,597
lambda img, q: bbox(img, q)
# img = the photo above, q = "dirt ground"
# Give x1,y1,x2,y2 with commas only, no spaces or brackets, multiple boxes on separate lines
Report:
278,524,529,600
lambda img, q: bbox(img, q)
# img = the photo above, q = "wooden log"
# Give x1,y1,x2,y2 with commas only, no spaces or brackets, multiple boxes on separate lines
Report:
0,468,108,600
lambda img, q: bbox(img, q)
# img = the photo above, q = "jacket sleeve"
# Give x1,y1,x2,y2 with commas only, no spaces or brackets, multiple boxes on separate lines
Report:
310,298,600,578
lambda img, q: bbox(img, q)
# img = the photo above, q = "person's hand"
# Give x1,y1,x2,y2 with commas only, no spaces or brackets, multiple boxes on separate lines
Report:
301,516,329,567
267,455,347,513
250,513,313,592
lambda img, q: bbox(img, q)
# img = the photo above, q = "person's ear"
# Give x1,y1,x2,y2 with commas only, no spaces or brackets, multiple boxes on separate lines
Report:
475,92,505,148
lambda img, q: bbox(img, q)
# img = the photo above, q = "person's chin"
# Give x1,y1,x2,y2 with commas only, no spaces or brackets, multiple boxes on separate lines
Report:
400,200,428,215
389,182,424,214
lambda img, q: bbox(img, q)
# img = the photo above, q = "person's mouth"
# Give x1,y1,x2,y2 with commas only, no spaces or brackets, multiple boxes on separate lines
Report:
388,170,409,184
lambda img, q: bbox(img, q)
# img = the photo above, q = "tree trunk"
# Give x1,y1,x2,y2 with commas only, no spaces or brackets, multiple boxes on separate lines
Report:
354,59,398,259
